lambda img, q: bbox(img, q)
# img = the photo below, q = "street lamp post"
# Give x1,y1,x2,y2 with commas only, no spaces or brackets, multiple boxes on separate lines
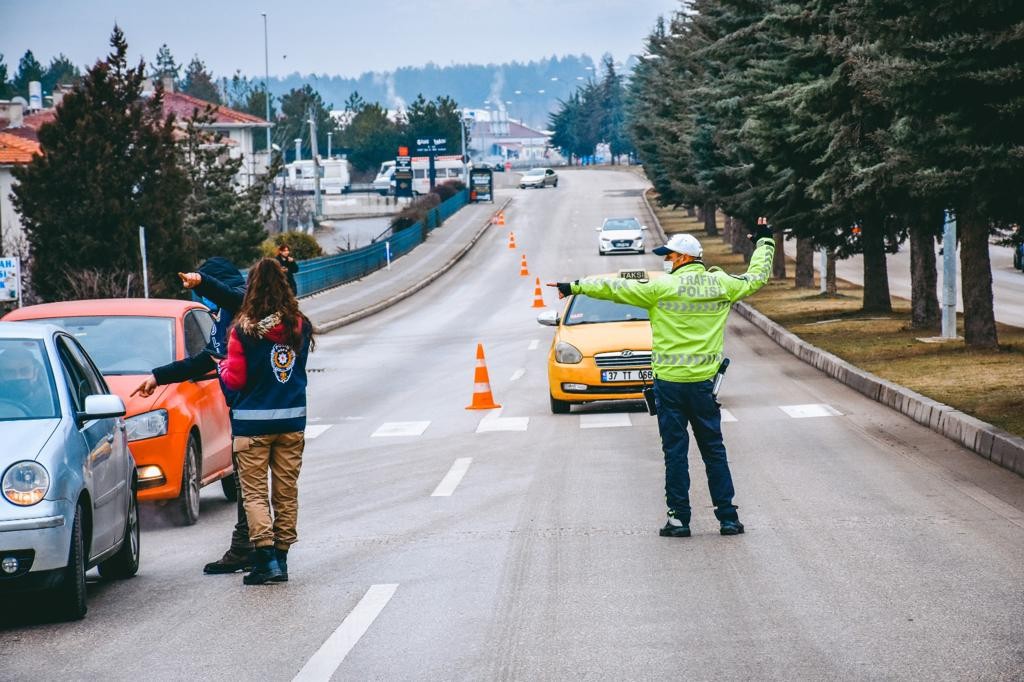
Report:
261,12,270,152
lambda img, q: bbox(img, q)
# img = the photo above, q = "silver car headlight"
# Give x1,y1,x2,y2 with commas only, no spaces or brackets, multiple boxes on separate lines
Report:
2,461,50,506
555,341,583,364
125,409,168,442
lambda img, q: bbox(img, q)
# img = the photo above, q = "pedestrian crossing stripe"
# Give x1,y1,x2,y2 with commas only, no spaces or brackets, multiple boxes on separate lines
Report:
372,421,431,437
779,404,843,419
305,424,333,440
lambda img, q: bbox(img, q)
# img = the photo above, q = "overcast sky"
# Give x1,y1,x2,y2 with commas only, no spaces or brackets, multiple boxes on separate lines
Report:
1,0,680,78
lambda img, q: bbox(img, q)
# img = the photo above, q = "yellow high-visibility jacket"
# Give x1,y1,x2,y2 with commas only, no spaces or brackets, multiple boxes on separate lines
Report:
572,237,775,382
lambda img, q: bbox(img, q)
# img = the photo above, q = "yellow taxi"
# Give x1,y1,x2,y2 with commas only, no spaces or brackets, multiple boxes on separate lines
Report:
537,269,660,413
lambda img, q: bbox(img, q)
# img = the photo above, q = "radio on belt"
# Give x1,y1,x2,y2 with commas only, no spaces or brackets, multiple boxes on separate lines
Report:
712,358,731,399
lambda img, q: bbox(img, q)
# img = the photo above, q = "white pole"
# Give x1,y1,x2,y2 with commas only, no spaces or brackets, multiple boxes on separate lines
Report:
262,12,270,152
327,132,332,159
294,138,302,162
385,241,392,270
819,247,827,294
942,210,957,338
309,107,322,219
15,257,22,308
139,226,150,298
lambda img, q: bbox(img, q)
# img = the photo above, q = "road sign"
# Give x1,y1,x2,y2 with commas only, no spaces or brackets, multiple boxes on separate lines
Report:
415,137,447,155
469,168,494,203
394,151,413,198
0,257,21,305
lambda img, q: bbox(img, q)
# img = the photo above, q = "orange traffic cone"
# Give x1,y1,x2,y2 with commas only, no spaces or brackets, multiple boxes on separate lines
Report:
508,232,517,249
519,254,529,277
531,277,545,308
466,343,501,410
497,212,506,226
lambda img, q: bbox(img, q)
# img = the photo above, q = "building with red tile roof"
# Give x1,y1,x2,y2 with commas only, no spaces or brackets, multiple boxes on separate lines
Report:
0,132,42,253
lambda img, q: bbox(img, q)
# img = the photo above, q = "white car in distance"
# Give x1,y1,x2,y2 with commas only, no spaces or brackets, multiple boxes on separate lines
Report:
597,217,648,255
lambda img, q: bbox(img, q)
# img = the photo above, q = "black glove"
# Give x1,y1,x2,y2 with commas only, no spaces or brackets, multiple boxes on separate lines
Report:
556,282,575,297
749,216,773,244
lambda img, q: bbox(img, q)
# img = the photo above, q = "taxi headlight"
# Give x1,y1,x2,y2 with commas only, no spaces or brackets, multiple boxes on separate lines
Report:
2,461,50,506
555,342,583,364
125,409,168,442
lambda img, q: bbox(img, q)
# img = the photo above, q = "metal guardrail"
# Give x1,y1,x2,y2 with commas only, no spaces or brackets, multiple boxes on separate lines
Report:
292,189,469,297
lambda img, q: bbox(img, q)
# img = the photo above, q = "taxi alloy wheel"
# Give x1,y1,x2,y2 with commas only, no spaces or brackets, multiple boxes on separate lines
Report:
98,482,140,580
550,394,571,415
169,434,201,526
51,504,87,621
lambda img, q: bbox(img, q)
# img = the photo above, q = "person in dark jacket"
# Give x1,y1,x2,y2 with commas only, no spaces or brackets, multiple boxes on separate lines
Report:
276,244,299,294
131,256,255,574
219,258,314,585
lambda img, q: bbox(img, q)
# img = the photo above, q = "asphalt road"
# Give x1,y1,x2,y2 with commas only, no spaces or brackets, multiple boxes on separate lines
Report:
2,169,1022,681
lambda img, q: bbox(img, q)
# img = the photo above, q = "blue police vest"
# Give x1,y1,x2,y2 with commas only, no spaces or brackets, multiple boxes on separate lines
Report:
229,322,311,437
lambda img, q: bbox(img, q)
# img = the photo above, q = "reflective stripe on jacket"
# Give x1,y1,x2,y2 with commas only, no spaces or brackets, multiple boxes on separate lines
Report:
572,237,775,382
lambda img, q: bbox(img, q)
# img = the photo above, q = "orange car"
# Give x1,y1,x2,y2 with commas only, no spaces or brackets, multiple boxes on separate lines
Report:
4,299,233,525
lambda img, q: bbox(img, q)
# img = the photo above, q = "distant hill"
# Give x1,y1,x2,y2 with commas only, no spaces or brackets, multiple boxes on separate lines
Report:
264,54,635,130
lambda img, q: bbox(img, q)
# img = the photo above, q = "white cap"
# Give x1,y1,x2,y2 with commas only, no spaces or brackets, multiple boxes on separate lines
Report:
653,233,703,258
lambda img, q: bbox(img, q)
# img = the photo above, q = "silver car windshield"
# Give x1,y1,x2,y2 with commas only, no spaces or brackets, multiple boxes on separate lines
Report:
603,219,641,231
0,339,60,420
564,295,650,325
35,316,175,376
526,169,546,176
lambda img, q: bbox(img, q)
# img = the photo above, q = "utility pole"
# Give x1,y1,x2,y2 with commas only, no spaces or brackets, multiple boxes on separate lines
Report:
942,210,958,338
309,106,322,219
261,12,271,152
327,131,332,159
460,115,468,182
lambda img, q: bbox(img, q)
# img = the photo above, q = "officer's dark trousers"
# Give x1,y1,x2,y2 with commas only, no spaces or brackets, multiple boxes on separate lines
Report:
653,377,738,522
229,451,253,553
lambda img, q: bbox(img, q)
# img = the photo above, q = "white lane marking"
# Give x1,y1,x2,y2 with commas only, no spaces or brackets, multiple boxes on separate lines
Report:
305,425,333,440
371,421,431,437
509,368,526,382
720,408,738,423
580,413,632,429
477,416,530,432
431,457,473,497
779,404,843,419
528,339,540,350
292,584,399,682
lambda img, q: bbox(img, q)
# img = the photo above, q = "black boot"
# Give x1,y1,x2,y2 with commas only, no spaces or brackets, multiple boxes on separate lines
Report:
243,547,283,585
272,548,288,582
203,547,254,574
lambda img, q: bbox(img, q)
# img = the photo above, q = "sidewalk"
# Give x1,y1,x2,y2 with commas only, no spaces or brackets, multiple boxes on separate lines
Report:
300,189,513,333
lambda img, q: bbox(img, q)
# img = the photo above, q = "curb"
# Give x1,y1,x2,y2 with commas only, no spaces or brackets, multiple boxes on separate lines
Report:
641,182,1024,478
314,196,514,334
733,302,1024,477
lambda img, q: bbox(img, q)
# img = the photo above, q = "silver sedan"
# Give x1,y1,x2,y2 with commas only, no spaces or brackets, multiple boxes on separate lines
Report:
0,322,139,621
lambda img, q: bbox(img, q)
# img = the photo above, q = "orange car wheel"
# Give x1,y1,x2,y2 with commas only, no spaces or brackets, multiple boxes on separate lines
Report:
166,434,201,526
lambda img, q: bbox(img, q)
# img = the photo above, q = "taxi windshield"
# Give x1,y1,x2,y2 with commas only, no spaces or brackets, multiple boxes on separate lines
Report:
602,219,641,231
0,339,60,421
564,295,650,325
33,316,175,375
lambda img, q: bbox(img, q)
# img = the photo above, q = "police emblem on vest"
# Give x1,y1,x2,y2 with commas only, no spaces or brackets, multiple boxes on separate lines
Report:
272,344,297,383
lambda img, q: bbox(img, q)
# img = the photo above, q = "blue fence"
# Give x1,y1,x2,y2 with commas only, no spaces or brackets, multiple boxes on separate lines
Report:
292,190,469,297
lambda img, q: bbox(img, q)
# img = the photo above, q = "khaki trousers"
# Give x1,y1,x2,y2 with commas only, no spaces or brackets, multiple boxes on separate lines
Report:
234,432,305,549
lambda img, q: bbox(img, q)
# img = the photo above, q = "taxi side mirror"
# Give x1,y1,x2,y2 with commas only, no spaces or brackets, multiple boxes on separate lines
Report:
536,310,560,326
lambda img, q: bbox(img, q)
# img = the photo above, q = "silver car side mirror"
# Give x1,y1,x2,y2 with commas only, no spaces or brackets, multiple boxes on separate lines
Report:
536,310,560,326
641,225,649,230
594,227,603,232
81,394,126,421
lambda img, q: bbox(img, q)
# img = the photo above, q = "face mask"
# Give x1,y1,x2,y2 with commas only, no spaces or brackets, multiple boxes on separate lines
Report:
662,259,676,273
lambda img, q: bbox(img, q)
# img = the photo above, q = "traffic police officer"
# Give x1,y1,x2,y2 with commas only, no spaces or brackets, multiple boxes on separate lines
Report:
551,219,775,536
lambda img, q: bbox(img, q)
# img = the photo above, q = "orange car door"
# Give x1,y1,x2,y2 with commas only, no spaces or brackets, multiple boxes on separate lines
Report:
182,310,232,479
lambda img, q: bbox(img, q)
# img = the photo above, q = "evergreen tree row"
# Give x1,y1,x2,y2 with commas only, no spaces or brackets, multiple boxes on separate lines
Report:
549,57,634,164
628,0,1024,349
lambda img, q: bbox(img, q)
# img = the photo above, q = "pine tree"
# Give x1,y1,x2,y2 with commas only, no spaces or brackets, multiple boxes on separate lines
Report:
41,54,81,94
12,50,44,97
181,56,221,103
151,44,179,83
0,54,11,99
278,85,338,158
339,99,404,173
180,106,273,265
11,27,193,302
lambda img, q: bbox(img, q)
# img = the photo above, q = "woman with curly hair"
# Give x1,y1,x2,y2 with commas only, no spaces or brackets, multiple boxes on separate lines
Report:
219,258,314,585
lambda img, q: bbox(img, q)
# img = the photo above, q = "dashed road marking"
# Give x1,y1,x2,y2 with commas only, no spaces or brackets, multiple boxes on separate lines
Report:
580,413,632,429
720,408,738,423
292,584,399,682
528,340,540,350
509,368,525,382
371,421,431,437
305,425,333,440
779,404,843,419
431,457,473,497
